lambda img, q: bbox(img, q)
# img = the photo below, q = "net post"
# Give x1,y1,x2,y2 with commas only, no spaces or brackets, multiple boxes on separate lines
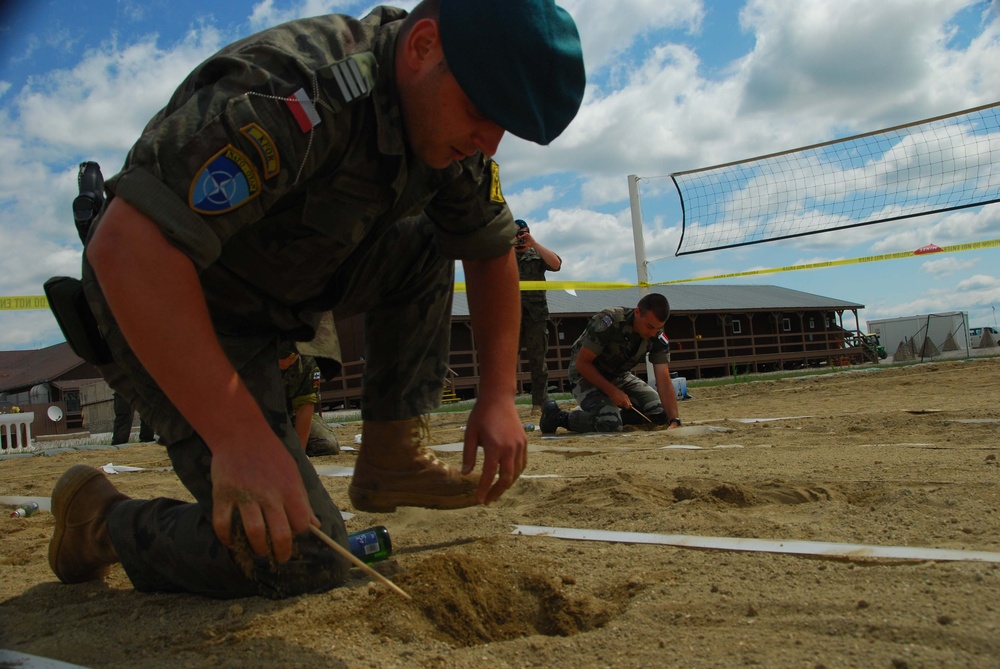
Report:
629,175,657,384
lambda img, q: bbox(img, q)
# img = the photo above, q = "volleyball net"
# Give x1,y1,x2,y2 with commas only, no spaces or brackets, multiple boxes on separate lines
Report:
669,101,1000,256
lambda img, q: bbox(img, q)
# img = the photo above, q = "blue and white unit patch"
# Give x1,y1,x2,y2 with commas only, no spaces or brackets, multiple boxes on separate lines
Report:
189,146,261,214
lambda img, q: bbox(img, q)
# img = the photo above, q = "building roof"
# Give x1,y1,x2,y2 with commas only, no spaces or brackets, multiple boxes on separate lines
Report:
0,342,90,393
452,284,864,317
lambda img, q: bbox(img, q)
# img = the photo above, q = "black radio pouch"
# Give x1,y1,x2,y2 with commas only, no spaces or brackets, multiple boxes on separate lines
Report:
44,276,112,365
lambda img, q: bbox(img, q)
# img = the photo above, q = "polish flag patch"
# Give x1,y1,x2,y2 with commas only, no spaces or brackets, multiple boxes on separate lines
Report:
285,88,322,133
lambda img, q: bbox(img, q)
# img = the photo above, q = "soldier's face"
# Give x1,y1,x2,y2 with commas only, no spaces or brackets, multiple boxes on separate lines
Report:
633,308,666,340
397,18,506,169
403,61,506,168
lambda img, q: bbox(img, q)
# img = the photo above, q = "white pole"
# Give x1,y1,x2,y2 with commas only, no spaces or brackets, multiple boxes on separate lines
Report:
627,175,650,291
628,175,657,386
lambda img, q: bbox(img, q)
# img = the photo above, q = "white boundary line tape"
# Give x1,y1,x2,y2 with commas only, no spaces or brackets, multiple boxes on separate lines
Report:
513,525,1000,563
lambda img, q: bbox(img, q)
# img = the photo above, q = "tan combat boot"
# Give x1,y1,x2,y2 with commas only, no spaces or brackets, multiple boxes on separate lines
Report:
348,417,480,513
49,464,130,584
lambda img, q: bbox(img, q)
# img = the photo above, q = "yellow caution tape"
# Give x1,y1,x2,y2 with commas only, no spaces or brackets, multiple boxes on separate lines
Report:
651,236,1000,286
0,296,49,311
8,237,1000,307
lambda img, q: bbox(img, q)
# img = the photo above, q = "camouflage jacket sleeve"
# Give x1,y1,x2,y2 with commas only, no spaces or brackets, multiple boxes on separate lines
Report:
423,157,516,261
578,309,618,357
283,354,322,412
647,332,672,365
104,11,402,270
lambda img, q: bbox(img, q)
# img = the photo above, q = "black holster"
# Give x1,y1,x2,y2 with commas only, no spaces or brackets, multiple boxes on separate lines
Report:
46,160,113,365
44,276,112,365
73,161,105,245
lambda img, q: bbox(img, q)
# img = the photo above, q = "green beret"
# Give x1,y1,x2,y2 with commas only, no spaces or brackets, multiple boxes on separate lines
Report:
439,0,586,145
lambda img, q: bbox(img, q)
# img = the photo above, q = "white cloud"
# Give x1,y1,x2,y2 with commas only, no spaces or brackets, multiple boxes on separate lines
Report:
505,186,557,220
4,0,1000,349
920,256,980,275
956,273,1000,290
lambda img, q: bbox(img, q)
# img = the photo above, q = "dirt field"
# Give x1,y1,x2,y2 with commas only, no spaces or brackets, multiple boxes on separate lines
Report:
3,357,1000,668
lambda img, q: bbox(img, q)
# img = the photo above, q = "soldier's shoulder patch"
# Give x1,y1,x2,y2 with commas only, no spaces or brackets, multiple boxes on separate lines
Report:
240,123,280,179
189,145,261,214
594,313,614,332
317,53,377,112
489,161,505,203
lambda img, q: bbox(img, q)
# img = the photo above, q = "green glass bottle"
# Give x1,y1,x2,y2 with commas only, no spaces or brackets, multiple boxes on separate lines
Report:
347,526,392,564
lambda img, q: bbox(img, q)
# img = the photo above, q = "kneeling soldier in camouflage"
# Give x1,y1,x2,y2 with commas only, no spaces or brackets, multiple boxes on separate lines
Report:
45,0,584,600
541,293,682,435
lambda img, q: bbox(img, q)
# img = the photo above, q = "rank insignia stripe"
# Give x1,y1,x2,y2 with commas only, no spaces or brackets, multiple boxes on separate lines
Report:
328,58,369,102
240,123,280,179
489,161,505,203
189,145,261,214
317,53,377,109
286,88,322,133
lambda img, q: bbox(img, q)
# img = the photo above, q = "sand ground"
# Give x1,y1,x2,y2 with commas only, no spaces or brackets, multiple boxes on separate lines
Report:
2,357,1000,668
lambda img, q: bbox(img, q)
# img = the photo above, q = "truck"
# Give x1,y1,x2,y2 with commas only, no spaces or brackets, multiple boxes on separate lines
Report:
969,326,999,348
866,312,970,359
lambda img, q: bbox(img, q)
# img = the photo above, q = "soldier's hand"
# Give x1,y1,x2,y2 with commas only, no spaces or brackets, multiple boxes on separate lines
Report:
211,436,318,563
610,388,632,409
463,398,527,505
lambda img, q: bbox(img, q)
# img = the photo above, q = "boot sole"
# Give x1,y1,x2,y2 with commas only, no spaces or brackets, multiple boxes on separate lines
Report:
49,465,109,583
347,484,478,513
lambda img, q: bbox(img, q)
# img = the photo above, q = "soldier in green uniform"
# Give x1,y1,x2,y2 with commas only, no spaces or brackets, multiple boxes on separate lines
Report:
278,345,339,457
541,293,682,434
514,219,562,417
46,0,585,600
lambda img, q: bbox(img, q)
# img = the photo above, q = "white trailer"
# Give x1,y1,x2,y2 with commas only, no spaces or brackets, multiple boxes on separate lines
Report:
866,312,970,359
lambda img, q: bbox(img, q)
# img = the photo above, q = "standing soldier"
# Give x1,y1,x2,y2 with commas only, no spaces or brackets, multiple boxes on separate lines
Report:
514,219,562,419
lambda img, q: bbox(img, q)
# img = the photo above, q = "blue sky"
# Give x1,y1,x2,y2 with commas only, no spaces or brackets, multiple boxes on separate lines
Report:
2,0,1000,350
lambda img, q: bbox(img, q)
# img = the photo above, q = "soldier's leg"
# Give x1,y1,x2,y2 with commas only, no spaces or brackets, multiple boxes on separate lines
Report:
329,217,477,511
65,267,348,598
111,393,132,445
306,414,340,456
568,380,624,432
137,418,155,442
331,217,452,421
524,318,550,406
618,373,666,425
101,340,348,598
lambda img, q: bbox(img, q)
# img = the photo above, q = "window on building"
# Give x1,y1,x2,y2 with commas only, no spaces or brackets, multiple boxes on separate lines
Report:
731,320,742,334
782,318,791,332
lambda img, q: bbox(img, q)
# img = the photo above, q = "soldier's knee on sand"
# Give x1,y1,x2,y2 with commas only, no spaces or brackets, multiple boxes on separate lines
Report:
593,414,623,432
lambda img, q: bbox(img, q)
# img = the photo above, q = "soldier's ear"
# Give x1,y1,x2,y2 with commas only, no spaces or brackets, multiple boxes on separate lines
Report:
399,18,443,74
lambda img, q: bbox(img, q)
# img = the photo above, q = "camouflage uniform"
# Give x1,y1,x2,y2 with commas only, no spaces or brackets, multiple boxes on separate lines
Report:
516,248,558,405
80,8,514,599
566,307,671,433
282,353,339,456
282,354,322,420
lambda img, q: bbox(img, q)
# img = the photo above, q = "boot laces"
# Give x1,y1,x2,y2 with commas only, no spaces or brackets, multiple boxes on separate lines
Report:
412,415,446,467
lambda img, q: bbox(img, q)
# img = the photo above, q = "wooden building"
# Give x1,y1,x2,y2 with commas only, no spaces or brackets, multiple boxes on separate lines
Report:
0,342,100,439
0,285,868,428
320,284,867,407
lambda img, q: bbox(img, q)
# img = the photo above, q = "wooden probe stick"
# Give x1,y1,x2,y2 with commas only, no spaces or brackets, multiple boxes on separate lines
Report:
309,525,412,600
631,406,653,423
